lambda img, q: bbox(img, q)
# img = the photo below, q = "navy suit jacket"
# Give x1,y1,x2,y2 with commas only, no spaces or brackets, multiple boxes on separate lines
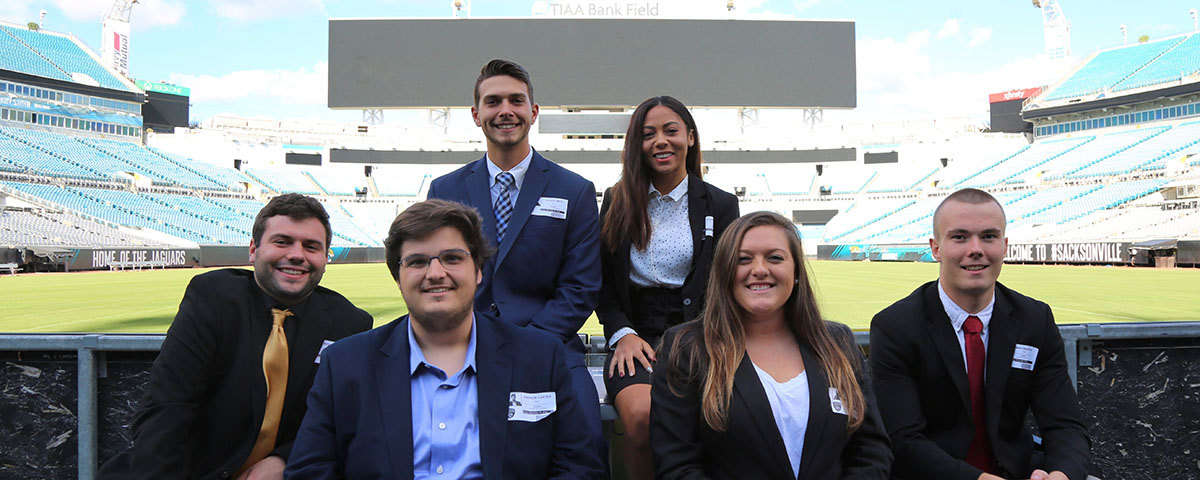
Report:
869,281,1091,480
285,313,605,479
650,321,893,480
426,150,601,359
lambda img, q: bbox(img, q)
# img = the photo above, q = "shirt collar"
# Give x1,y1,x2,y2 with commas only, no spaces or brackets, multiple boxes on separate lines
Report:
257,279,309,318
407,313,478,377
649,175,689,202
937,280,994,334
486,148,534,190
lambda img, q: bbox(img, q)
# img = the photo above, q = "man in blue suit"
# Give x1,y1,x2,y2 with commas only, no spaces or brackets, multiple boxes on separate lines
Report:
426,59,604,452
286,199,604,479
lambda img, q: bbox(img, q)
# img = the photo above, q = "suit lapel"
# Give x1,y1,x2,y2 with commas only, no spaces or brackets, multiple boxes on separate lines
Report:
247,287,269,429
924,284,972,413
984,287,1016,437
285,293,334,401
686,175,709,270
375,318,414,478
732,353,794,479
474,315,513,479
494,151,549,268
466,158,498,243
796,346,831,480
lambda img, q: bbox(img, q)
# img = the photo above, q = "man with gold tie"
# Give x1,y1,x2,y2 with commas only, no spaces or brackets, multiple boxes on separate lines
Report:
99,193,372,480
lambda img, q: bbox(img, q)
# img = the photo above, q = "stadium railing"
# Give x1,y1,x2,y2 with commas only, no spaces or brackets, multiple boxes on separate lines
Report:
5,322,1198,479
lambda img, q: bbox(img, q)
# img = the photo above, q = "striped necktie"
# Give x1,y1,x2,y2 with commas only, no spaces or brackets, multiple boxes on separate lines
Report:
495,171,515,242
239,308,292,475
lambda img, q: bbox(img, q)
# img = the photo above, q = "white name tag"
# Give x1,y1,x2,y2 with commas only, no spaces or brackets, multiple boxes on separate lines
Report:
828,387,847,415
531,197,568,219
508,391,556,422
315,340,335,363
1012,344,1038,371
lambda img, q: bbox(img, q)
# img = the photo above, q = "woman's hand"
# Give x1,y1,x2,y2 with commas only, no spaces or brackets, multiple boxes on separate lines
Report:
608,334,657,378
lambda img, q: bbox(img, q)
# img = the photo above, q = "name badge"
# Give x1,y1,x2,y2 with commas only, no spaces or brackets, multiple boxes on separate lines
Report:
531,197,568,219
508,391,557,422
828,387,847,415
1012,344,1038,371
315,340,335,364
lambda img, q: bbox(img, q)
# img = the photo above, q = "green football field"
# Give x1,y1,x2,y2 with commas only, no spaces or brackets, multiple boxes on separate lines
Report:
1,261,1197,335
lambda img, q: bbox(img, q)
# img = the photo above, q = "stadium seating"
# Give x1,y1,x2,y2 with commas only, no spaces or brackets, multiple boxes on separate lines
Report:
864,164,937,193
306,169,365,196
0,208,163,247
1113,33,1200,92
1043,36,1186,101
78,138,228,190
0,25,73,83
244,168,322,195
0,24,130,91
145,147,252,192
957,137,1093,188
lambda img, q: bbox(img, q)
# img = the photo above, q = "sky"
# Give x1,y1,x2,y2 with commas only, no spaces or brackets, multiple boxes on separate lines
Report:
3,0,1198,126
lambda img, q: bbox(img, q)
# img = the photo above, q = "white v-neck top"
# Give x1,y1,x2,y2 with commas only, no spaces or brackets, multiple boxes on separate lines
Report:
752,363,810,478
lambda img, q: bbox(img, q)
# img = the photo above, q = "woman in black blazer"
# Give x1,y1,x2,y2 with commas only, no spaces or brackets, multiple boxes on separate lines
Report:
650,211,892,480
597,95,739,480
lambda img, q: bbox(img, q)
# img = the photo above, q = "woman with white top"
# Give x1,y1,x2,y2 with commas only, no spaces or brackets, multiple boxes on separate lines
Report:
650,211,892,480
597,95,739,480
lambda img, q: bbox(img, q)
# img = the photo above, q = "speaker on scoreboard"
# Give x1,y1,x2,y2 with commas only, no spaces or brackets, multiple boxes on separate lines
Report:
816,164,824,175
234,159,242,171
940,158,949,168
365,165,373,177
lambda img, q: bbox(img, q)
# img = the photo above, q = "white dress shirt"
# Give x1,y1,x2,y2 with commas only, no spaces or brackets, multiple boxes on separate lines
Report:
937,281,996,375
485,149,533,208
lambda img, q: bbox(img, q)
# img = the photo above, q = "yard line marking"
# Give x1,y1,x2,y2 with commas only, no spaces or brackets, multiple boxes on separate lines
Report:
1053,307,1140,321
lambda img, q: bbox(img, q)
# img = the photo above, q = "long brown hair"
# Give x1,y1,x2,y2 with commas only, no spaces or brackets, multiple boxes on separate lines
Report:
601,96,702,252
664,211,866,432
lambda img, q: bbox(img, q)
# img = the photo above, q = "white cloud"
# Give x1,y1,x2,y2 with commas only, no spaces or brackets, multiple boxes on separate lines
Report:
967,27,992,47
936,18,961,39
793,0,822,13
168,61,328,106
42,0,183,28
208,0,324,22
856,29,1069,120
0,4,39,27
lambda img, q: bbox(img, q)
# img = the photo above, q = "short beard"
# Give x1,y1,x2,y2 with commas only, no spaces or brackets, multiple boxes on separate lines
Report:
411,305,472,334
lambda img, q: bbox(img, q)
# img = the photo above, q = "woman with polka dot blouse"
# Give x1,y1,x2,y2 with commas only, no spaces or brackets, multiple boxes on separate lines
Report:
597,95,740,480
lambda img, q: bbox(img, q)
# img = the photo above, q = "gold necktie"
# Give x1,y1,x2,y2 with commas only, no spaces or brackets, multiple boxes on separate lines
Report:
238,308,292,475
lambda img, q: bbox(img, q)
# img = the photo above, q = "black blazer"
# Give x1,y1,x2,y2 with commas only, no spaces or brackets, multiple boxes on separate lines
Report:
650,321,893,480
105,269,372,480
869,281,1091,480
596,174,739,341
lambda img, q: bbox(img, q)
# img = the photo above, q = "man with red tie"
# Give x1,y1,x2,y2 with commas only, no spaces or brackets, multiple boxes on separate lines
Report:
869,188,1091,480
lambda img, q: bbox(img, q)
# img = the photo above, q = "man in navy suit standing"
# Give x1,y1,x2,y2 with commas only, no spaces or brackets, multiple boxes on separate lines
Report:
426,59,605,456
286,199,604,478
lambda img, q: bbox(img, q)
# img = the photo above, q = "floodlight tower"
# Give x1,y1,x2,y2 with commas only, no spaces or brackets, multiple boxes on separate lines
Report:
1033,0,1071,60
102,0,136,76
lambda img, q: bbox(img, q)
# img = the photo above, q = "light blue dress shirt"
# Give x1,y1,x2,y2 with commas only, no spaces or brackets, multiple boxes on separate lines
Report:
409,318,483,479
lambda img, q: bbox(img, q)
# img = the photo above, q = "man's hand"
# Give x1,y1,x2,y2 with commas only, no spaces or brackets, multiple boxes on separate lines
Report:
608,334,655,378
1028,469,1070,480
978,474,1005,480
237,455,285,480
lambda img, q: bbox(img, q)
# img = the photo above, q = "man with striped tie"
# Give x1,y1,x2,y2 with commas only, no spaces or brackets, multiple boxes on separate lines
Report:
99,194,372,480
426,59,605,464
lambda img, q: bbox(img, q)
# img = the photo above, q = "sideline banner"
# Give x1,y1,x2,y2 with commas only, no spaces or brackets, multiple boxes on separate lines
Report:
819,242,1132,265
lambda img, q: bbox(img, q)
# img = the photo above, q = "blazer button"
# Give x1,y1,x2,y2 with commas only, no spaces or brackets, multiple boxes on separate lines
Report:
682,298,692,306
490,303,499,312
220,469,231,478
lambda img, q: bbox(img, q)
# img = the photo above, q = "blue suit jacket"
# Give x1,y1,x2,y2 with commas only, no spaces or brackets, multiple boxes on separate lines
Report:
426,150,601,358
285,313,605,479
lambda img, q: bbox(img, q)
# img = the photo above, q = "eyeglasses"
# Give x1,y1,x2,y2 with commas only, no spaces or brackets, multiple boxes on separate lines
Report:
400,249,472,269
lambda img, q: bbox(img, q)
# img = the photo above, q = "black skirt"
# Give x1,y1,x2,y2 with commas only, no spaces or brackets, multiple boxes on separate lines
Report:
603,286,685,401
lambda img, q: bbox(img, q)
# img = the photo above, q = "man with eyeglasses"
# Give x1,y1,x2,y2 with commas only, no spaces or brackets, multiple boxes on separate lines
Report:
286,199,604,479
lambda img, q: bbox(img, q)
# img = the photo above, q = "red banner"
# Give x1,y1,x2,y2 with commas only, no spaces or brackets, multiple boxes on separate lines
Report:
989,87,1043,103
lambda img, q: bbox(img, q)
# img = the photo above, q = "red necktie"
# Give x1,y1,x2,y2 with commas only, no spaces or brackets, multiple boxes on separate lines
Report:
963,315,997,473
